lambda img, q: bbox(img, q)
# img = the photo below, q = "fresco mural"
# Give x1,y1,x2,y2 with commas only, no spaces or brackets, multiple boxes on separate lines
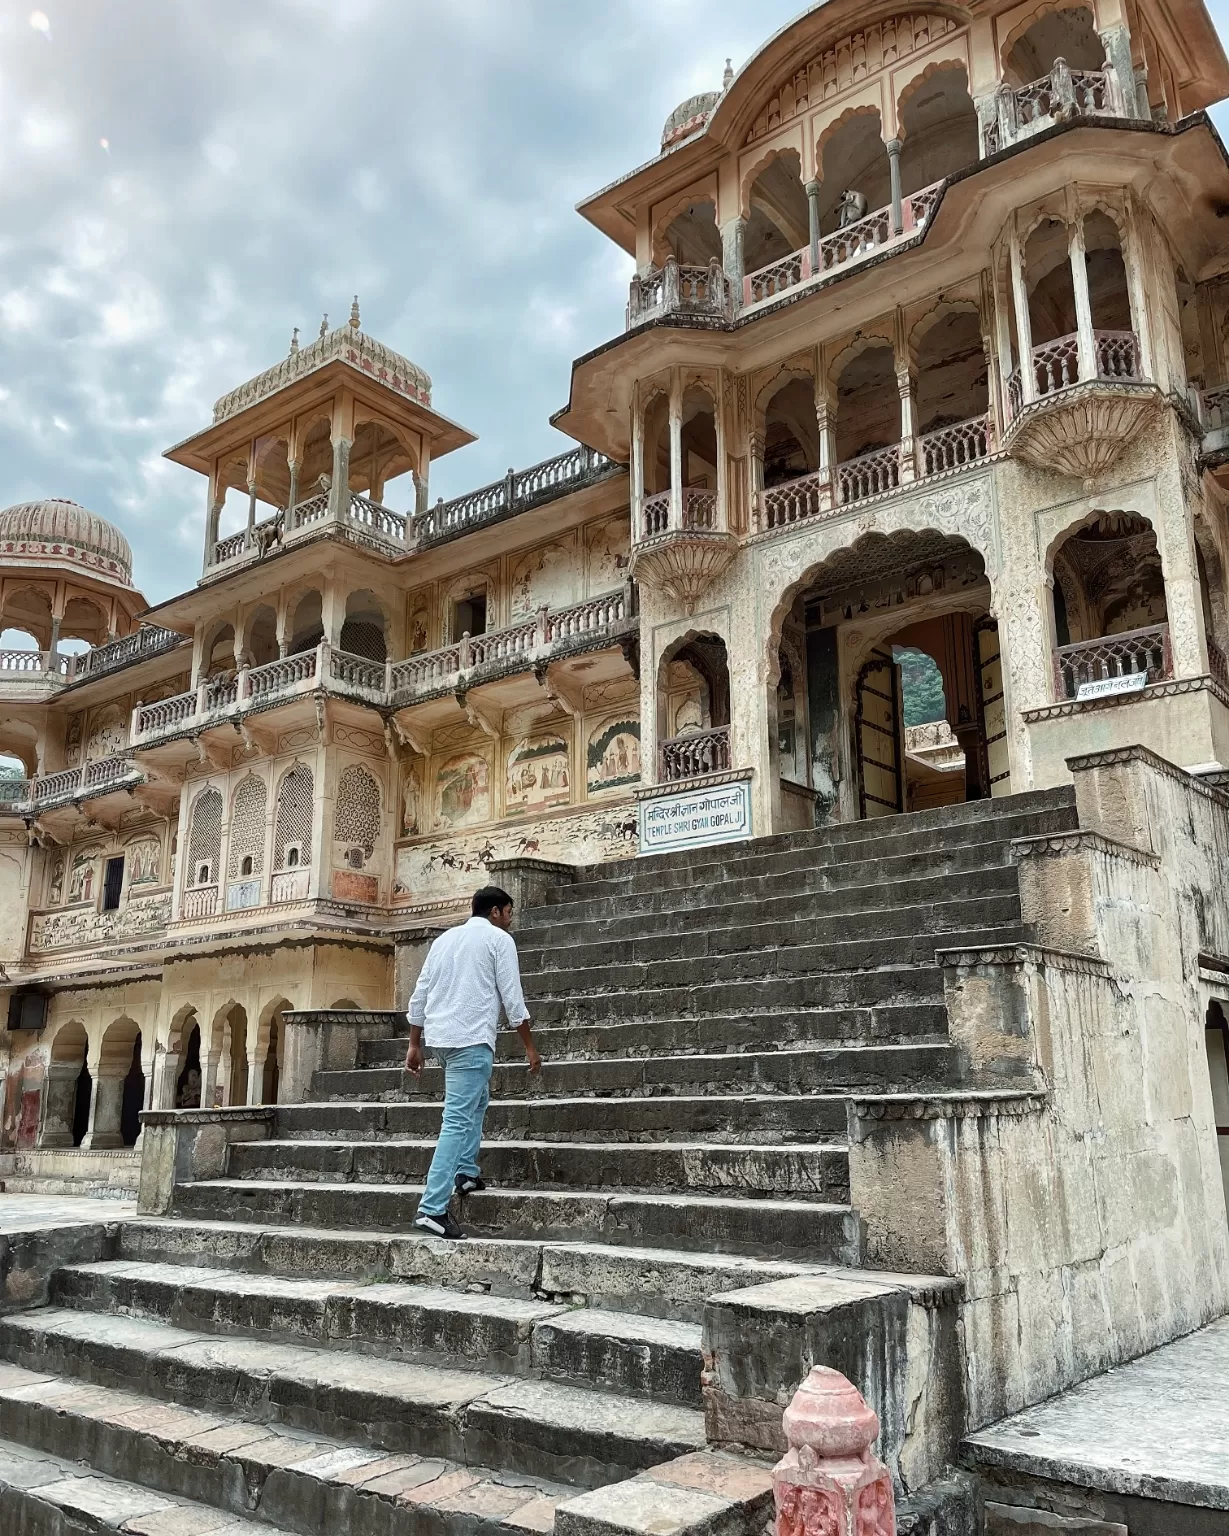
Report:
400,762,423,837
394,805,639,904
68,851,97,904
587,719,641,795
408,592,431,655
586,515,631,593
435,753,490,828
47,854,65,906
509,541,574,620
30,892,171,953
506,736,571,817
127,836,162,886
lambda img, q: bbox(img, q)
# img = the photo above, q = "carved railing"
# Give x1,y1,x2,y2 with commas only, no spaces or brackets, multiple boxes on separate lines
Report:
1032,333,1081,396
467,621,537,669
1209,639,1229,692
414,446,621,546
328,648,385,695
627,258,732,327
134,692,196,736
681,488,718,530
0,777,30,806
347,493,406,545
205,675,239,712
83,756,134,792
993,59,1126,149
641,490,670,538
907,184,943,229
1094,329,1141,381
1200,386,1229,432
660,725,731,781
0,649,53,675
1053,622,1172,700
819,206,893,272
746,249,807,305
390,645,462,694
290,493,329,531
212,529,249,564
548,587,632,642
270,868,311,905
0,751,141,816
837,444,901,505
247,649,318,701
755,469,828,532
181,885,219,921
30,767,82,803
920,415,992,476
75,625,183,682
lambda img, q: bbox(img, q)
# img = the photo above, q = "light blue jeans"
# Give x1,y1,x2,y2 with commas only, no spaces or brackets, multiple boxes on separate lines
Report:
419,1043,494,1217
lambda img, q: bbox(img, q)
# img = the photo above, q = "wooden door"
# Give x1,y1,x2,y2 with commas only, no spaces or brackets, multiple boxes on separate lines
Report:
856,649,904,818
975,618,1011,798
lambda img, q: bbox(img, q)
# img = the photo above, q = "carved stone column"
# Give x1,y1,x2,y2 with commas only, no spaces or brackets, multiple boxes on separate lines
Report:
246,480,258,543
1008,227,1036,404
806,180,822,269
328,435,352,524
668,381,684,531
1099,24,1138,116
896,368,918,481
816,396,837,511
722,217,746,307
631,395,646,541
772,1367,895,1536
286,460,299,516
885,139,904,237
1068,216,1097,383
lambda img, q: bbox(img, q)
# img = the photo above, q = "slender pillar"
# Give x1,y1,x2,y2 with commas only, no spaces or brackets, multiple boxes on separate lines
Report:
748,429,766,530
668,380,684,531
1099,25,1139,116
897,368,918,481
199,1051,221,1111
328,435,352,523
47,615,61,673
806,179,822,270
1069,218,1097,382
721,217,746,305
816,395,836,511
246,480,258,542
631,398,646,540
286,460,299,515
886,139,904,236
417,444,432,512
246,1055,265,1108
1009,227,1037,404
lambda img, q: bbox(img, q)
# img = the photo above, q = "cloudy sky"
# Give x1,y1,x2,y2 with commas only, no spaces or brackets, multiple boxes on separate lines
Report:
2,1,1229,606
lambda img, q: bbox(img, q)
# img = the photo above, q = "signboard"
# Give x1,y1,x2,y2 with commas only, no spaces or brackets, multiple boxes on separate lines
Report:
640,779,752,855
1075,671,1149,702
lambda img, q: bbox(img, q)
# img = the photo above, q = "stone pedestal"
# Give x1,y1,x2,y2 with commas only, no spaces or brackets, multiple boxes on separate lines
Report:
486,857,577,918
773,1368,895,1536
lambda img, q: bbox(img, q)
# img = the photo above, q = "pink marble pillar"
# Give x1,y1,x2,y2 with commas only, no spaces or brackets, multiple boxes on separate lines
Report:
773,1367,895,1536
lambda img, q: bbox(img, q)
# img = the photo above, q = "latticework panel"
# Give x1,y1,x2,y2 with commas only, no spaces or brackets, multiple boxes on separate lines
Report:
274,764,314,869
186,787,223,886
227,774,268,878
335,764,381,858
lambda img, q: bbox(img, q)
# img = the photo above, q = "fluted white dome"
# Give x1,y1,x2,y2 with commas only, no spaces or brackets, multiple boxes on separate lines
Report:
661,91,720,148
0,499,133,585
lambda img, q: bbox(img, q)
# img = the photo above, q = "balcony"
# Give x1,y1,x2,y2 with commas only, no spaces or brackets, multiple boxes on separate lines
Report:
660,725,731,782
72,626,184,684
626,258,734,330
129,590,638,754
631,489,736,609
412,446,622,549
983,59,1130,156
742,184,942,312
0,753,143,820
753,414,994,534
1004,329,1157,479
1052,623,1172,701
1196,387,1229,459
206,490,409,574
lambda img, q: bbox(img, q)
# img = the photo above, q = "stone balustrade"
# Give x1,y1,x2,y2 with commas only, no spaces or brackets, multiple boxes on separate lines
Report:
413,445,622,547
1053,622,1172,700
627,257,733,328
73,625,184,683
127,591,638,751
0,752,145,818
982,57,1129,155
1009,329,1142,413
836,444,902,506
659,724,731,782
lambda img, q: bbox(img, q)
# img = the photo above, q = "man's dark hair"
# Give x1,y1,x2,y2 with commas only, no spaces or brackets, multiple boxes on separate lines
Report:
473,886,513,917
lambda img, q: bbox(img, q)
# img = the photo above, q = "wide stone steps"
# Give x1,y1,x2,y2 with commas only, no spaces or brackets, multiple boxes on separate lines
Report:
0,1363,569,1534
515,899,1023,975
276,1092,852,1144
0,1425,294,1536
117,1220,840,1325
170,1180,864,1262
517,841,1034,924
527,967,947,1027
535,793,1075,906
225,1139,850,1201
513,866,1021,945
49,1261,704,1407
316,1040,957,1104
356,1001,951,1066
0,1308,706,1490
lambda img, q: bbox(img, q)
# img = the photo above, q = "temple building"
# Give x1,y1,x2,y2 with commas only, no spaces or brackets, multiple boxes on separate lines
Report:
0,2,1227,1526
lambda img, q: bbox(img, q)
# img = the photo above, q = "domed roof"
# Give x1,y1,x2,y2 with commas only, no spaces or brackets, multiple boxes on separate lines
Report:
661,91,721,148
0,499,133,585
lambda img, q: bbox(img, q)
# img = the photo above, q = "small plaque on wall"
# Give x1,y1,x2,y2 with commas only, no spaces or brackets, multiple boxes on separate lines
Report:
639,778,752,856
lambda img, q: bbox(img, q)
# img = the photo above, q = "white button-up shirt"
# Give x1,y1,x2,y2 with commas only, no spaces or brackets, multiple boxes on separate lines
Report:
407,915,530,1052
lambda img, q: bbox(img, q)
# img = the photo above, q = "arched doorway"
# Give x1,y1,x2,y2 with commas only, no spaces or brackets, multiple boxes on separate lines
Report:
40,1022,89,1148
773,530,1007,824
120,1034,144,1146
175,1023,202,1109
657,633,732,781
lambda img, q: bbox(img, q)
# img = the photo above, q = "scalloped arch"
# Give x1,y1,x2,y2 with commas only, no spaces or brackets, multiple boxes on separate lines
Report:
815,103,884,180
651,187,719,266
740,146,803,221
895,56,972,134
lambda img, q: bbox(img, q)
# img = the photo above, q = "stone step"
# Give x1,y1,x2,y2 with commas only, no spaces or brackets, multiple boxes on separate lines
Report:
358,1002,950,1065
316,1041,956,1104
116,1221,835,1324
169,1181,864,1263
49,1261,704,1407
514,895,1023,971
277,1092,851,1144
225,1139,850,1201
519,923,1024,998
0,1309,706,1490
515,865,1020,943
0,1424,293,1535
0,1364,569,1533
544,794,1074,903
527,966,946,1027
517,841,1028,925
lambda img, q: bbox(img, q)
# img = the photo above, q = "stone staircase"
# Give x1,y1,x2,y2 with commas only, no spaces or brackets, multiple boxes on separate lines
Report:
0,789,1077,1534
